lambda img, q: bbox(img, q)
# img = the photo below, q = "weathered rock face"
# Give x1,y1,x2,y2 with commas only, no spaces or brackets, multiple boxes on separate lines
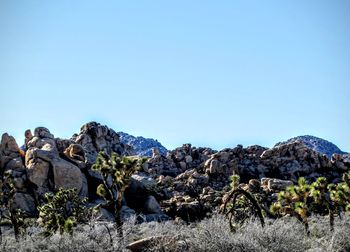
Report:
26,148,50,189
25,127,88,197
52,158,84,191
0,133,23,169
72,122,133,165
0,134,28,192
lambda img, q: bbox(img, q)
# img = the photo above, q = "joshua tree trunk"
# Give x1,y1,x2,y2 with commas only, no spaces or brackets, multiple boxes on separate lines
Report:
115,191,124,238
222,189,265,229
10,212,20,241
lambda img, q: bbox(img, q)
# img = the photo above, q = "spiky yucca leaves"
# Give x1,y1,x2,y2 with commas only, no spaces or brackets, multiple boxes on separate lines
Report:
229,174,240,191
329,172,350,214
270,177,314,234
271,173,350,233
37,188,88,236
92,151,146,237
0,170,28,242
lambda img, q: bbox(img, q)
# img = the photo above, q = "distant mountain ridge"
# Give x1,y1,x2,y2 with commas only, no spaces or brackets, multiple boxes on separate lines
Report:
119,132,347,159
275,135,347,158
118,131,168,157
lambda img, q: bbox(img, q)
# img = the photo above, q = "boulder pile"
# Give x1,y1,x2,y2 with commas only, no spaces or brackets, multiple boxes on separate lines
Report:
1,122,349,223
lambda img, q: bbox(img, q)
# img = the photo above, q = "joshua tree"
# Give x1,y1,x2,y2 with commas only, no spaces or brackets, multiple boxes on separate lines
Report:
0,170,27,242
270,177,312,234
37,188,88,236
92,151,146,237
271,173,350,233
222,175,265,230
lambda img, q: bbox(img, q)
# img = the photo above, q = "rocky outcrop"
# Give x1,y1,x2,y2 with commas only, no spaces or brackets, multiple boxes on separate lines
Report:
0,134,27,192
260,141,335,181
118,131,168,157
201,141,343,183
275,135,347,158
1,122,349,224
0,134,35,216
71,122,134,186
72,122,133,165
25,127,88,197
1,123,167,222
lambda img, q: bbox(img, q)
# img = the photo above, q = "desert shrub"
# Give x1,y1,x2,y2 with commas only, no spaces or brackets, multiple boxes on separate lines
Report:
137,214,310,252
308,215,350,252
0,216,138,252
1,214,350,251
37,188,89,236
234,217,310,252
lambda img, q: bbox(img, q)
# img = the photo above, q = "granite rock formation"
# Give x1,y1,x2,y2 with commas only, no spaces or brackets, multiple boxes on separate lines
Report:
1,122,349,223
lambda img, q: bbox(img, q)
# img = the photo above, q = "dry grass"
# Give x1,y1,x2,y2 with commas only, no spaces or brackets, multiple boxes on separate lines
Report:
1,214,350,251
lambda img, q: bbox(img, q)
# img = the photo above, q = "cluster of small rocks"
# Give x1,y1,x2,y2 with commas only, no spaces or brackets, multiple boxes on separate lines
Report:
144,144,215,177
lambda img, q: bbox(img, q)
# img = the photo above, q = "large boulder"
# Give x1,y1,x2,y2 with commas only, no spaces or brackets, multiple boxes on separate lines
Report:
12,192,36,216
0,134,29,192
125,174,156,211
34,127,54,139
143,195,162,214
263,178,293,192
0,133,22,169
26,149,50,189
52,158,84,191
0,133,21,157
25,127,87,196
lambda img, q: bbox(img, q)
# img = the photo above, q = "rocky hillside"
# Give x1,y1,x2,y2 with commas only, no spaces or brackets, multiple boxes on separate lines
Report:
275,135,347,158
1,121,350,224
118,131,168,157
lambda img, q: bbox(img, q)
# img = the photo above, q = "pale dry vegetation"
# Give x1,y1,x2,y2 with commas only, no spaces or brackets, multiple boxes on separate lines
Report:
1,213,350,252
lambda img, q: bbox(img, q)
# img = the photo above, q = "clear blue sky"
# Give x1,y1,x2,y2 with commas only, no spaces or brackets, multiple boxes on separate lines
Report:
0,0,349,151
